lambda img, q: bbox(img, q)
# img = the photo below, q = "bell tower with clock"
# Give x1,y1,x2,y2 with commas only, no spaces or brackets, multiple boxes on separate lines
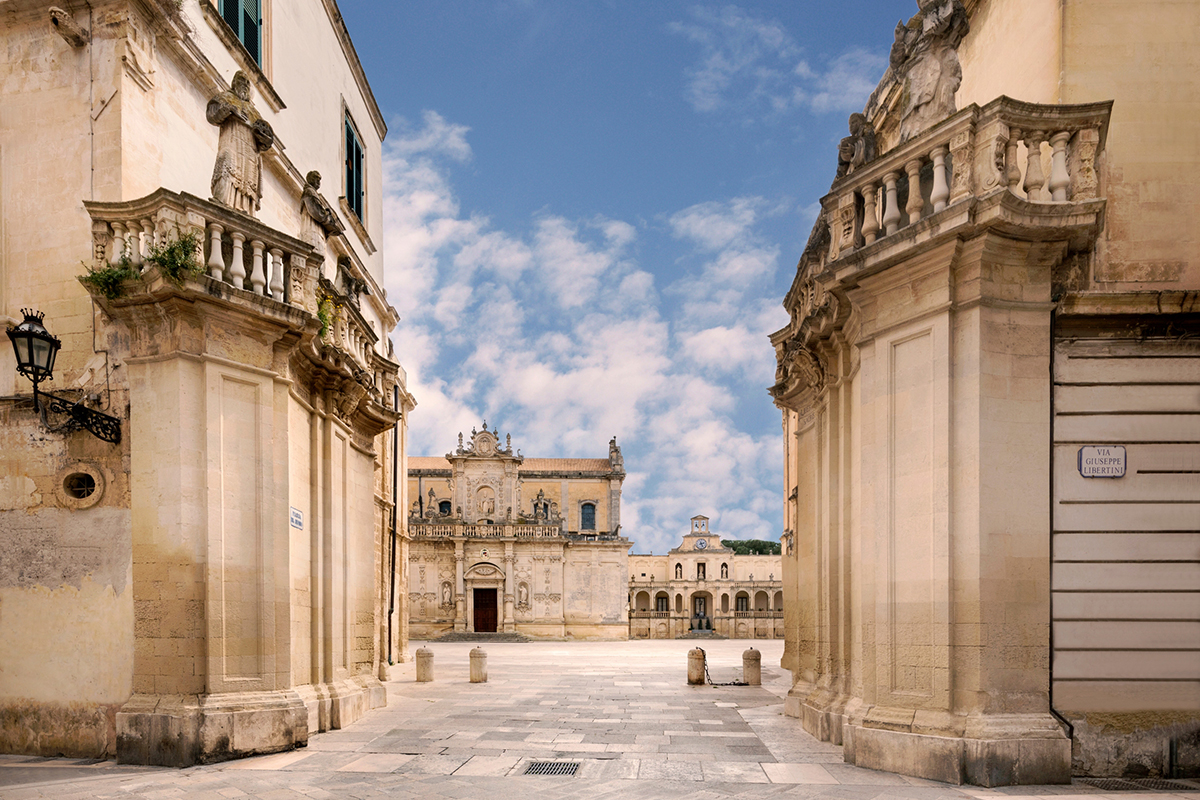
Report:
683,515,720,550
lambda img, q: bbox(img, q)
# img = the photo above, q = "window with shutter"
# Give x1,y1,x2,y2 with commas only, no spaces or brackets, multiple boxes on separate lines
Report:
219,0,261,65
345,116,365,221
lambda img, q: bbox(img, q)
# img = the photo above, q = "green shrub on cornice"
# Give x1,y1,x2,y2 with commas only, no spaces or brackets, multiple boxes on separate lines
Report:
317,295,335,338
80,256,136,301
146,231,202,286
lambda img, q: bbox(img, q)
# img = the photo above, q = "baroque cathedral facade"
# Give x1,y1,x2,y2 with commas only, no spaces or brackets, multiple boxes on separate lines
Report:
406,426,630,639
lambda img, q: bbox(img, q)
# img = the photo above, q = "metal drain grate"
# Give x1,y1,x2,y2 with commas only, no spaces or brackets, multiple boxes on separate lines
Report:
523,760,580,776
1080,778,1200,792
1132,779,1200,791
1080,779,1143,791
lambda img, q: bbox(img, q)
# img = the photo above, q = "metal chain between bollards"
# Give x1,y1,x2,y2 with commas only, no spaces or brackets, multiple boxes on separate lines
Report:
698,647,748,686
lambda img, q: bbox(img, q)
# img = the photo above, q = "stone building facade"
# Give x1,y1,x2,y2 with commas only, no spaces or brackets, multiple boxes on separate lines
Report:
407,426,630,639
0,0,413,765
629,516,783,640
771,0,1198,786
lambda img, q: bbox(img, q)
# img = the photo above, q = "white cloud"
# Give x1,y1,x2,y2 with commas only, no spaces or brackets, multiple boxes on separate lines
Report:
671,6,887,119
382,110,785,556
533,215,637,309
389,110,473,162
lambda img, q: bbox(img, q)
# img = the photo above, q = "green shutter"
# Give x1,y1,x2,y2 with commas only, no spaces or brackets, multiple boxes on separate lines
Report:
242,0,260,65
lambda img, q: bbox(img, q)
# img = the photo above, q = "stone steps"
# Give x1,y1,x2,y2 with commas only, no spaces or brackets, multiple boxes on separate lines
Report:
425,631,533,643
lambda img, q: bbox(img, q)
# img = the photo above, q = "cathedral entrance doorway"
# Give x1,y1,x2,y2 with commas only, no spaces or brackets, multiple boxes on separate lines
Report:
474,588,498,632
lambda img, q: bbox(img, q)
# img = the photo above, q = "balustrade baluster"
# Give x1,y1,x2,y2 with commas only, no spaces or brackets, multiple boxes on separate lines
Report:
929,146,950,212
905,158,925,223
207,223,226,281
141,219,153,261
1023,131,1047,201
125,222,143,268
228,231,247,287
1048,131,1071,202
861,183,880,244
109,222,127,267
1006,129,1023,194
269,248,284,297
250,240,266,294
882,172,902,235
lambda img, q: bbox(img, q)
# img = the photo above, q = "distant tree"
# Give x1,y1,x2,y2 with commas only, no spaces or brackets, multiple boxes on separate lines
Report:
720,539,781,556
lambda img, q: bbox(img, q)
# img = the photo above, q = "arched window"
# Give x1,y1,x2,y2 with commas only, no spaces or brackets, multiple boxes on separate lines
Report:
773,591,784,610
675,594,683,613
580,502,596,530
655,593,669,612
674,563,682,579
721,593,729,613
720,563,728,579
736,593,749,612
438,500,452,515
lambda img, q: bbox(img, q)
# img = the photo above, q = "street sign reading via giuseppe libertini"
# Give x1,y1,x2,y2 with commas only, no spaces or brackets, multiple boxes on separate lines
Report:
1077,445,1126,478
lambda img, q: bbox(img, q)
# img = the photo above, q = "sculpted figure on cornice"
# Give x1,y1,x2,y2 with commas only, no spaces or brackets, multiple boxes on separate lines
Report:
300,171,344,247
890,0,970,143
836,114,878,179
608,437,624,472
207,72,274,214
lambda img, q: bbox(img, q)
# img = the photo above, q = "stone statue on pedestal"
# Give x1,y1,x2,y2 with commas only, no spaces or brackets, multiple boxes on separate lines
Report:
207,72,274,213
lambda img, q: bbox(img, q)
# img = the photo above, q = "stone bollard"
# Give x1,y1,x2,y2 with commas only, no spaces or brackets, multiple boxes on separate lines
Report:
742,647,761,686
415,647,434,682
687,647,706,685
469,646,488,683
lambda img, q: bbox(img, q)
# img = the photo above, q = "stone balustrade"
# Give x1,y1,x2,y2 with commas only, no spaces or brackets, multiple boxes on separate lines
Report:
86,188,318,309
823,96,1111,262
85,189,389,382
409,522,564,540
319,279,383,378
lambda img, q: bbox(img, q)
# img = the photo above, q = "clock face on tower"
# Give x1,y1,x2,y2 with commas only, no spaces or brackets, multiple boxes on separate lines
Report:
695,539,708,550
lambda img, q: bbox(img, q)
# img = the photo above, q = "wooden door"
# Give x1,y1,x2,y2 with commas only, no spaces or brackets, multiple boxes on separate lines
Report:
473,588,497,632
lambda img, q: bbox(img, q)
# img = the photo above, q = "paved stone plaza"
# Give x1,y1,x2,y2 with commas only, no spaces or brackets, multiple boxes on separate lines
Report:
1,640,1196,799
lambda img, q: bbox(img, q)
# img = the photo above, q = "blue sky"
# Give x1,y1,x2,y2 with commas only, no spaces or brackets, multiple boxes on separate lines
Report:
337,1,913,555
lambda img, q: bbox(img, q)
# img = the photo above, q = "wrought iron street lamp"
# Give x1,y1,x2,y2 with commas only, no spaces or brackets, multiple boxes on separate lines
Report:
7,308,121,443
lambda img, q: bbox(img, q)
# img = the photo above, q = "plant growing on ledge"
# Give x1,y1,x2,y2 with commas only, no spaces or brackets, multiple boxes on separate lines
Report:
80,255,136,301
317,295,337,339
146,230,202,286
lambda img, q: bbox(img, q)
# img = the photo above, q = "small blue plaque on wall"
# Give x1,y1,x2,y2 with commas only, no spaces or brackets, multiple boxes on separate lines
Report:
290,507,304,529
1077,445,1126,478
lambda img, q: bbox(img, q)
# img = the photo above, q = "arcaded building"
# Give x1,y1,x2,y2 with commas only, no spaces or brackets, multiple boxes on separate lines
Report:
629,516,783,640
771,0,1198,786
0,0,412,765
407,426,630,639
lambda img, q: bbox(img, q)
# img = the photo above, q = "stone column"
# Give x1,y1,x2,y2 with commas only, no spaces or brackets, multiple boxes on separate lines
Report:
502,544,515,632
454,543,466,631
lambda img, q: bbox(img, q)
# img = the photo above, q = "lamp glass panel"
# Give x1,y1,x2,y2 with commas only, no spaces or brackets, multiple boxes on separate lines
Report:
31,337,53,372
13,336,30,365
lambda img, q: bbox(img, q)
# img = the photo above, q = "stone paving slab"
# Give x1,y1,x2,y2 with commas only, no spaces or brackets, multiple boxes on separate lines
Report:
2,640,1199,799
